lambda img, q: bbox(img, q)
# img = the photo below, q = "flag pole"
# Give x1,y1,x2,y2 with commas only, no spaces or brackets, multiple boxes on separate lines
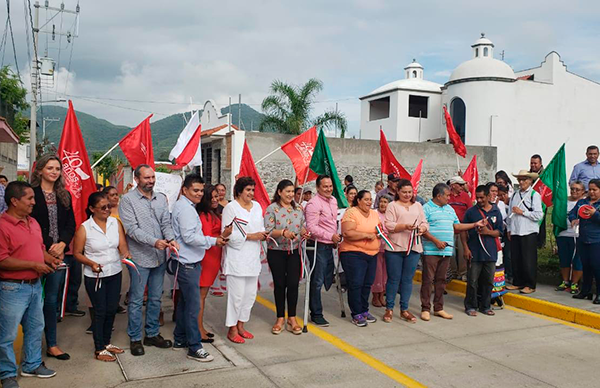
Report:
456,154,461,175
255,146,282,165
91,142,120,169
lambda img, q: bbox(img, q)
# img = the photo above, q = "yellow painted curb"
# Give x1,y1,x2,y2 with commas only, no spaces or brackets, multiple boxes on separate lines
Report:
414,270,600,331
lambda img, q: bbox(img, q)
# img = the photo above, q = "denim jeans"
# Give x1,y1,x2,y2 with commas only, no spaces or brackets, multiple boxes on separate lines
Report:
385,251,420,311
557,237,582,271
464,261,496,312
173,262,203,353
309,244,335,319
0,280,44,379
578,241,600,295
340,251,377,317
127,261,166,341
60,255,82,312
85,273,122,351
43,269,64,347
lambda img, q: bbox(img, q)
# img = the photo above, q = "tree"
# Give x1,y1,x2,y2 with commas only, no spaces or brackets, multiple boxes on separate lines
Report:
259,78,347,137
92,153,123,186
0,66,29,143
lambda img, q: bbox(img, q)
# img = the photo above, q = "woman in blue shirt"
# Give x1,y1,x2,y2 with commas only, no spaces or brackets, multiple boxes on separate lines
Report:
569,179,600,303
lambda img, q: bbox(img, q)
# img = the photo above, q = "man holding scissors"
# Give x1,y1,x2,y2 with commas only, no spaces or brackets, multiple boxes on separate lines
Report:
421,183,486,321
462,185,503,316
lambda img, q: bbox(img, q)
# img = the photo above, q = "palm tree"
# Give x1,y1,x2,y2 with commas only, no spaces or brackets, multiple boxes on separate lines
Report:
259,78,347,137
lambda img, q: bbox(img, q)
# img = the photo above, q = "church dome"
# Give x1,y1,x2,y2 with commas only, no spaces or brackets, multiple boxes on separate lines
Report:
448,34,515,83
362,59,442,98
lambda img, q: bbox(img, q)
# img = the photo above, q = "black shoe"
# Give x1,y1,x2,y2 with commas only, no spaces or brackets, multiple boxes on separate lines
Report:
46,351,70,360
594,296,600,305
85,325,93,334
117,305,126,314
172,341,188,350
573,292,593,300
144,334,173,349
310,316,330,327
130,341,145,356
65,309,86,317
201,338,215,344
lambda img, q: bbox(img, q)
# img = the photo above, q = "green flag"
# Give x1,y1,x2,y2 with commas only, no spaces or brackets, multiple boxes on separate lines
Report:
539,143,568,237
309,130,348,208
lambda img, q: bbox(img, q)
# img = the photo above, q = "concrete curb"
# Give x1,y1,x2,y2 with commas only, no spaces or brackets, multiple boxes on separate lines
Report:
414,270,600,331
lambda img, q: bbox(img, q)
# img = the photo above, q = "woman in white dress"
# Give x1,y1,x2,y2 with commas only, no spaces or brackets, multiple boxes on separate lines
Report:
222,177,268,344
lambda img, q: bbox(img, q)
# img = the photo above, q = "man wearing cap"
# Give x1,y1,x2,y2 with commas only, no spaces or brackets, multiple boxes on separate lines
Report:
506,170,544,294
448,176,472,281
375,174,400,208
301,189,312,208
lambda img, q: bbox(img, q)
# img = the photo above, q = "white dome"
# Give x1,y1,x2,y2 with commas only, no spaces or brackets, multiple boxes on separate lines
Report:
404,60,423,70
471,37,494,47
449,57,515,82
367,78,442,96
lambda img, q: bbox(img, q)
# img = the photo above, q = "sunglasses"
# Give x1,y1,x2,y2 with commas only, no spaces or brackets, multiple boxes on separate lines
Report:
96,205,110,211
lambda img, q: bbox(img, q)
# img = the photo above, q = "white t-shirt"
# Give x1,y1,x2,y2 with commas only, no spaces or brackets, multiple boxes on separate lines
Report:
558,200,579,238
82,217,122,278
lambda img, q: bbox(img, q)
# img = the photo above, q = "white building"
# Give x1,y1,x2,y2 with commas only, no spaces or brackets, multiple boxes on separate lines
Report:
360,34,600,176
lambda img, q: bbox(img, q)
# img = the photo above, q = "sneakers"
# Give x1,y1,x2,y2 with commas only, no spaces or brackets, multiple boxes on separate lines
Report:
144,334,173,349
172,341,188,351
65,309,86,317
570,283,580,294
352,314,368,327
310,316,330,327
21,362,56,378
362,312,377,323
555,281,569,291
1,377,19,388
187,348,214,362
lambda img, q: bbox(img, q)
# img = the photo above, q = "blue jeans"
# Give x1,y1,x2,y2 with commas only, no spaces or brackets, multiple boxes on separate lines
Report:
557,237,582,271
127,261,166,342
385,251,420,311
173,262,203,353
578,241,600,295
340,251,377,317
43,269,64,347
0,280,44,379
309,244,335,319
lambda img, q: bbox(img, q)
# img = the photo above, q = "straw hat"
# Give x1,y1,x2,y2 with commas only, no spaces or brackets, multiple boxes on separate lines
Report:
512,170,538,180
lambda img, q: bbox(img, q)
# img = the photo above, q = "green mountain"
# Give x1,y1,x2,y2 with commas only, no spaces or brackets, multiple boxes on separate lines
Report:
35,103,265,160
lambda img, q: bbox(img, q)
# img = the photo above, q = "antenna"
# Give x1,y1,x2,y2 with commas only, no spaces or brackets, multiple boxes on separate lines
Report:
501,50,505,61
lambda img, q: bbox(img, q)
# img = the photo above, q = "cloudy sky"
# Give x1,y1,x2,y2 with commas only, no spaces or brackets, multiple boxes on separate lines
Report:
6,0,600,136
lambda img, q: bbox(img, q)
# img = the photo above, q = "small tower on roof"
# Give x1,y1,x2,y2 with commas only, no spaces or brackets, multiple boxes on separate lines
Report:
471,33,494,59
404,59,424,79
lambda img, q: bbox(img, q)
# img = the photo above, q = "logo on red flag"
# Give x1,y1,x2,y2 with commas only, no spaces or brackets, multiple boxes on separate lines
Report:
119,114,155,169
281,126,319,184
411,159,423,196
57,101,97,226
380,129,411,180
534,180,553,207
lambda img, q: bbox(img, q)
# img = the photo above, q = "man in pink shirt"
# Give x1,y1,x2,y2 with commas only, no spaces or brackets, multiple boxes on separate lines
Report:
305,175,342,327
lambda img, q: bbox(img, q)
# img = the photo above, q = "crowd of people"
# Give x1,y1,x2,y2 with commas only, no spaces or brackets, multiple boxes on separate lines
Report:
0,145,599,388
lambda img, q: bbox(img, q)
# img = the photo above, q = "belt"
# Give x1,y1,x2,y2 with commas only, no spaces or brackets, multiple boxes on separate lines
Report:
1,278,39,285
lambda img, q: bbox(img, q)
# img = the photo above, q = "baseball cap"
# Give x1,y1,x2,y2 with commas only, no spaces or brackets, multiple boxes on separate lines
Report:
449,176,467,185
387,173,400,182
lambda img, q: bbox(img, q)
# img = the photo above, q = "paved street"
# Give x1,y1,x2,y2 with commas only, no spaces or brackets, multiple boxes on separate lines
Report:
23,283,600,388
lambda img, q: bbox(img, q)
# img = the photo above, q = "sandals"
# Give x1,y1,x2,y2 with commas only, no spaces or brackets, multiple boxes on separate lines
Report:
520,287,536,294
272,323,283,335
465,310,477,317
105,344,124,354
481,309,496,316
95,349,116,362
400,310,417,323
383,309,393,323
506,285,521,291
239,331,254,339
286,321,302,335
227,334,245,344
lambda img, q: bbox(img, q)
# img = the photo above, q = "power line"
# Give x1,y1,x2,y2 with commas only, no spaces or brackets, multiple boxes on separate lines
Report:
6,0,22,82
22,0,32,66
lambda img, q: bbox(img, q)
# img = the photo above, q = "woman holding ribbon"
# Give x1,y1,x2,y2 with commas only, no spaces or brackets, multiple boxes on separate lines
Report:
264,179,309,335
570,179,600,303
73,192,130,361
222,177,268,344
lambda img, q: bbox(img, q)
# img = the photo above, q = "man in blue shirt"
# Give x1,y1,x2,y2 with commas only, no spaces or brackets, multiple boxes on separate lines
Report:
171,174,227,362
463,185,503,316
570,145,600,189
420,183,485,321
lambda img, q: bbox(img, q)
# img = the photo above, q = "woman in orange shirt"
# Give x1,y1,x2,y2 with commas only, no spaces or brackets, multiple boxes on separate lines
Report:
339,190,382,327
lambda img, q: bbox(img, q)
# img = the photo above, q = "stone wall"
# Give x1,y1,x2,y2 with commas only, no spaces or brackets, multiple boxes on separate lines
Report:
244,132,497,201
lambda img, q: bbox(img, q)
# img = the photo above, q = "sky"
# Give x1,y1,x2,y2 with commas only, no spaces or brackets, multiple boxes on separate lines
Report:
4,0,600,137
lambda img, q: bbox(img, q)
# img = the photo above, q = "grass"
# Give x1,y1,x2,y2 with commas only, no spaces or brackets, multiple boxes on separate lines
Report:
537,207,561,277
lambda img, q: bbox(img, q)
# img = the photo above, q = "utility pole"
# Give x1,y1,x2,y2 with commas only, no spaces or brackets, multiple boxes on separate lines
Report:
29,1,40,173
42,117,60,139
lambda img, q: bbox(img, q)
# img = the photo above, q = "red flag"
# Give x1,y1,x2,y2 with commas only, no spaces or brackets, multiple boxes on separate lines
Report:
281,126,319,184
462,154,478,201
57,101,97,227
443,106,466,158
239,141,270,213
534,180,553,207
119,115,155,169
379,129,411,180
411,159,423,196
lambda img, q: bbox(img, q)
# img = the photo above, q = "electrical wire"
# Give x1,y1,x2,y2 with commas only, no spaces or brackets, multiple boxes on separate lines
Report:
23,0,32,66
6,0,23,82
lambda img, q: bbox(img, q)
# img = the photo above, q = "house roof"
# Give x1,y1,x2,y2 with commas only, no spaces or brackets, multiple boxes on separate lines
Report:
200,123,240,138
0,116,19,144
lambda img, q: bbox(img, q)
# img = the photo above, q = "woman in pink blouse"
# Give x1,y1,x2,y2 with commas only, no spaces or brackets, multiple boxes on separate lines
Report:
383,179,428,323
372,194,392,307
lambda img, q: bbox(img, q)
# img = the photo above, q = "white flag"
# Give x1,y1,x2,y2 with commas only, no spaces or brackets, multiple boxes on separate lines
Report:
168,110,202,167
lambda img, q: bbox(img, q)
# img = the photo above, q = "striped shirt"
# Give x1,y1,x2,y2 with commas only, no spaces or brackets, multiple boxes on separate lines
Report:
422,200,459,256
118,188,174,268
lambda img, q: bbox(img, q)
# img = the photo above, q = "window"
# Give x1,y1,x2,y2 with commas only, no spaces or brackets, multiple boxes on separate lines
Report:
408,95,428,118
369,97,390,121
450,97,466,143
484,47,489,57
412,70,417,78
201,143,213,183
475,48,479,57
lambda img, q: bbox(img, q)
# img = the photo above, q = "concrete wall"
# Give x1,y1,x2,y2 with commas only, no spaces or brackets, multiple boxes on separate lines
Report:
244,132,496,201
0,142,18,181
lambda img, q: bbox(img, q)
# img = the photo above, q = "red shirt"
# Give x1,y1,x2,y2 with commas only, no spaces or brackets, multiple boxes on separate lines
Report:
449,191,472,222
0,213,45,280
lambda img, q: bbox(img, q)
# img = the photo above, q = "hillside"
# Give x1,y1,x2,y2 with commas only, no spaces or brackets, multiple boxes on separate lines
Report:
35,103,264,159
